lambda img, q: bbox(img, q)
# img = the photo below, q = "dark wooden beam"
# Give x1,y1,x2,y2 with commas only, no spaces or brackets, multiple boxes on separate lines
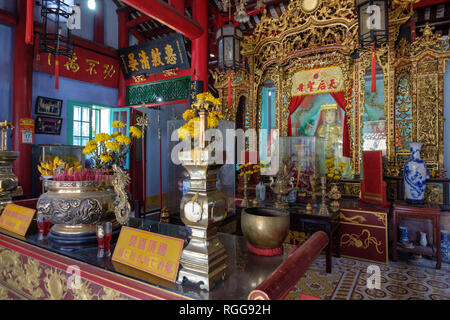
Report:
0,8,17,27
126,14,152,28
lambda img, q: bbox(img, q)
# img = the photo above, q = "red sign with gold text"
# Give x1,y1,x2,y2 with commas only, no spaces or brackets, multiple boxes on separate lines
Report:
112,226,184,282
0,204,36,236
33,46,119,88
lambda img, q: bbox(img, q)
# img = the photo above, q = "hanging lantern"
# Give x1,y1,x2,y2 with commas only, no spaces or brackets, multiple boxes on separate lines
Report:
216,23,242,70
39,0,75,58
355,0,389,47
355,0,389,92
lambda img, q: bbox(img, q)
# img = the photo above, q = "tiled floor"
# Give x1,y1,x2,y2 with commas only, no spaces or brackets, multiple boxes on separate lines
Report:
285,254,450,300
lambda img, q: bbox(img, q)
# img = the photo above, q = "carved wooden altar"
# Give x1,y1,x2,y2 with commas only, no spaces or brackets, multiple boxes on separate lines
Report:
213,0,450,198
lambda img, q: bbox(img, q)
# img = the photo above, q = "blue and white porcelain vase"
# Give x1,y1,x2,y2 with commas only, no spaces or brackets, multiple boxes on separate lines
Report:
404,142,428,203
441,230,450,263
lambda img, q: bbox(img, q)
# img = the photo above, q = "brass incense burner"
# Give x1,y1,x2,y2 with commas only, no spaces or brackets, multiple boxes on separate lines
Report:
269,158,294,209
36,165,131,248
0,121,19,210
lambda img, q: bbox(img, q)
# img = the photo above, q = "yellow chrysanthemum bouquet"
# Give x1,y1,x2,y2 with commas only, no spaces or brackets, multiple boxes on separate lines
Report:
82,120,142,170
177,92,224,141
325,158,347,181
238,162,266,180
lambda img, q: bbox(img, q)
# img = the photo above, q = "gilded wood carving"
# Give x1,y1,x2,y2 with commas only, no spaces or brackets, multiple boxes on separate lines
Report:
212,0,449,179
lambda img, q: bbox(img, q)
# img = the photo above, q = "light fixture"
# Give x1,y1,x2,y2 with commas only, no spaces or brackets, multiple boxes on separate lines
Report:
216,22,242,70
355,0,390,92
355,0,389,47
88,0,96,10
234,1,250,24
40,0,75,57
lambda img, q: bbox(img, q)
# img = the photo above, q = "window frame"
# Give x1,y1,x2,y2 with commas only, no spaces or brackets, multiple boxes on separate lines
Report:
67,100,131,169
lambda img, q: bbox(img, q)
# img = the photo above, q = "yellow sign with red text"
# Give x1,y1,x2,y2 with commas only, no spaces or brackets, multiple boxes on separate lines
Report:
0,204,36,236
291,66,344,96
112,226,184,282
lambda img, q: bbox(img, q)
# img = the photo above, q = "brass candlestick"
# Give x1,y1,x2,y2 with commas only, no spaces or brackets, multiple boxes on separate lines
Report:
241,173,249,207
309,173,317,203
0,121,14,151
318,176,329,216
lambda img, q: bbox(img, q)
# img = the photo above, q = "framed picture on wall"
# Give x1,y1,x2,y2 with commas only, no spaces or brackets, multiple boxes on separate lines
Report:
35,96,63,117
35,116,63,135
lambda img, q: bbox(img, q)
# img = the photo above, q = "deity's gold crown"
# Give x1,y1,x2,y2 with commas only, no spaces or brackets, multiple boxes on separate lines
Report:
321,104,338,111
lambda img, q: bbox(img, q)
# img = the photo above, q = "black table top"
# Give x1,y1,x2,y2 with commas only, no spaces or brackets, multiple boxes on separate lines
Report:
0,217,292,300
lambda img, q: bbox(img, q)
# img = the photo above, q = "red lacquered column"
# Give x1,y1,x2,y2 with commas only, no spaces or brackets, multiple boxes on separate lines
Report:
191,0,208,92
12,0,34,197
117,8,129,107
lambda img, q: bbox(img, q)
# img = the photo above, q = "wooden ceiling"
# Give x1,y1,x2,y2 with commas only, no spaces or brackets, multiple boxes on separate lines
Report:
112,0,449,92
112,0,449,56
112,0,291,57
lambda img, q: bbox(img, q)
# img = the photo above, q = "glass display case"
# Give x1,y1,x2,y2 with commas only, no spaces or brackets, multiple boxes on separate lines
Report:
166,120,236,217
277,136,325,195
31,145,85,197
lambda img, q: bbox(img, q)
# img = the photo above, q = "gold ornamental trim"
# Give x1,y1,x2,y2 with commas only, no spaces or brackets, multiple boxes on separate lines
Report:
340,229,384,255
341,209,387,226
0,236,194,300
339,213,366,225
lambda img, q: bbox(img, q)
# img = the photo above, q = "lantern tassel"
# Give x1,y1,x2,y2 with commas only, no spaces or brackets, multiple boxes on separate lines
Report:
371,44,376,93
227,71,231,107
25,0,34,45
55,55,60,90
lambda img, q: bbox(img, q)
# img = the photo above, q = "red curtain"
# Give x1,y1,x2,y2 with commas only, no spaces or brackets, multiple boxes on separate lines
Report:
287,95,306,136
330,91,351,158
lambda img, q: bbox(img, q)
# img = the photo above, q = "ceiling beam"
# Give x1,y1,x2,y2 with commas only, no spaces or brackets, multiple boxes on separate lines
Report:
120,0,203,39
126,14,152,28
0,8,17,27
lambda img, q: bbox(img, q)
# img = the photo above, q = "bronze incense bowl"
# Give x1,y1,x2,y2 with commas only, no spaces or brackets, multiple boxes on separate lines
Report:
241,207,290,248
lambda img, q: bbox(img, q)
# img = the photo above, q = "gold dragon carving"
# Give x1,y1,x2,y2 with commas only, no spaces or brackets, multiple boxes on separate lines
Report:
112,164,131,225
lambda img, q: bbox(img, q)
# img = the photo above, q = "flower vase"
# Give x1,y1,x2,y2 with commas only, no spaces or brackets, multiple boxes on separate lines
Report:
419,231,428,247
399,226,409,244
404,142,428,203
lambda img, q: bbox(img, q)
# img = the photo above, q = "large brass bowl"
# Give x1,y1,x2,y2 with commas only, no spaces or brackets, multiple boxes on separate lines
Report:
241,207,290,248
36,179,118,249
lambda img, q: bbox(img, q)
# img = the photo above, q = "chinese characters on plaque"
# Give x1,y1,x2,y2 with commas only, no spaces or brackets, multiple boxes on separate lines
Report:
0,204,36,236
117,33,190,80
112,226,184,282
290,66,344,96
33,45,119,88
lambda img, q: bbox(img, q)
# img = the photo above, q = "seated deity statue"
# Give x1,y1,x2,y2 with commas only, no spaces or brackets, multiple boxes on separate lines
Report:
315,104,342,161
